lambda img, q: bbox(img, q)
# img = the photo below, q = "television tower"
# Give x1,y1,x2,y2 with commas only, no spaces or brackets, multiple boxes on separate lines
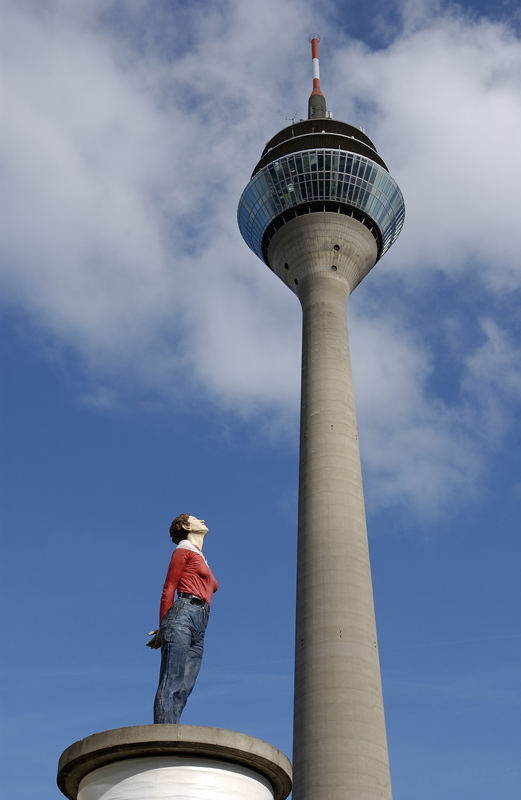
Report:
238,37,405,800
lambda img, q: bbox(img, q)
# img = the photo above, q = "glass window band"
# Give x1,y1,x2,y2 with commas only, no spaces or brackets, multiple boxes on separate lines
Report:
238,148,405,263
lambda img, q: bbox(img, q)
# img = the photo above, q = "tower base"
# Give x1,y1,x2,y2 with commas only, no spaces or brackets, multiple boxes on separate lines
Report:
57,725,292,800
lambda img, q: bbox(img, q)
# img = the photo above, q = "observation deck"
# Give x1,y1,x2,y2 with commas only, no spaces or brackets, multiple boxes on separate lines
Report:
238,117,405,266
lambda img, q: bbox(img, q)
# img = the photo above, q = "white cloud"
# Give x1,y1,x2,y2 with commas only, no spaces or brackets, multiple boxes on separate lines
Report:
350,308,482,516
0,0,310,390
1,0,520,515
462,318,521,442
331,5,521,289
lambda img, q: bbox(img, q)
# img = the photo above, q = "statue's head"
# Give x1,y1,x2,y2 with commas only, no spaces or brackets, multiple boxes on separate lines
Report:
170,514,208,544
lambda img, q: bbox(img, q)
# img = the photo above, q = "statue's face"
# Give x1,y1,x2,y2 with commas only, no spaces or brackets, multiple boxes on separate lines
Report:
186,515,208,535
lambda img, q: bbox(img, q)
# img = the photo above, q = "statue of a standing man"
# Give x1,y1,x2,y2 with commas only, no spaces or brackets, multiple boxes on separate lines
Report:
147,514,218,724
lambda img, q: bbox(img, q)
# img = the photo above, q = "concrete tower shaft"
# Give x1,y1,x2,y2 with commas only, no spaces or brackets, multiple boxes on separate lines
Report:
269,215,391,800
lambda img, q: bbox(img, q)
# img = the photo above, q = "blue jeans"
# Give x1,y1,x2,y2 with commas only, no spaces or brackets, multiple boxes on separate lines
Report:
153,596,209,724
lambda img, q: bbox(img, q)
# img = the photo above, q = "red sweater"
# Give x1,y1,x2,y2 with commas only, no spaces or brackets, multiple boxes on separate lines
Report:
159,547,218,623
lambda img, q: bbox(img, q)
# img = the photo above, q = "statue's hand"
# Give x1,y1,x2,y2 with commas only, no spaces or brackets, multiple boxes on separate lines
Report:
146,629,161,649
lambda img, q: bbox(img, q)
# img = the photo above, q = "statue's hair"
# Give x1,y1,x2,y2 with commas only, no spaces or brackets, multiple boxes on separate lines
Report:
170,513,191,545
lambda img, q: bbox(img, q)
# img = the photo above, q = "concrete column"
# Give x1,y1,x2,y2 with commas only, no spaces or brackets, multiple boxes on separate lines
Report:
267,212,392,800
57,725,292,800
292,271,391,800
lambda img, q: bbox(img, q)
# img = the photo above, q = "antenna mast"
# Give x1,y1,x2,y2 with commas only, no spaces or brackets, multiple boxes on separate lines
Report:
308,35,327,119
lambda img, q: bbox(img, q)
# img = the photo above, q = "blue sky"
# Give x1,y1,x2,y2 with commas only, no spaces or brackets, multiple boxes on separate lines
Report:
1,1,520,798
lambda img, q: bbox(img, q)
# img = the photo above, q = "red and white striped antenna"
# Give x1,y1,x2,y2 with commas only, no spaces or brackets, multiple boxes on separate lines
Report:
308,35,327,119
310,34,323,97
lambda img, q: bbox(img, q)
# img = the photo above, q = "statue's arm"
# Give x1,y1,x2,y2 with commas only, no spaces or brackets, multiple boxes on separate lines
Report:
159,548,191,623
147,549,191,648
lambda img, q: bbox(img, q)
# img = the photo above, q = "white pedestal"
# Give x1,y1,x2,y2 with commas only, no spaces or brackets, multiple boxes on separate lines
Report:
58,725,292,800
